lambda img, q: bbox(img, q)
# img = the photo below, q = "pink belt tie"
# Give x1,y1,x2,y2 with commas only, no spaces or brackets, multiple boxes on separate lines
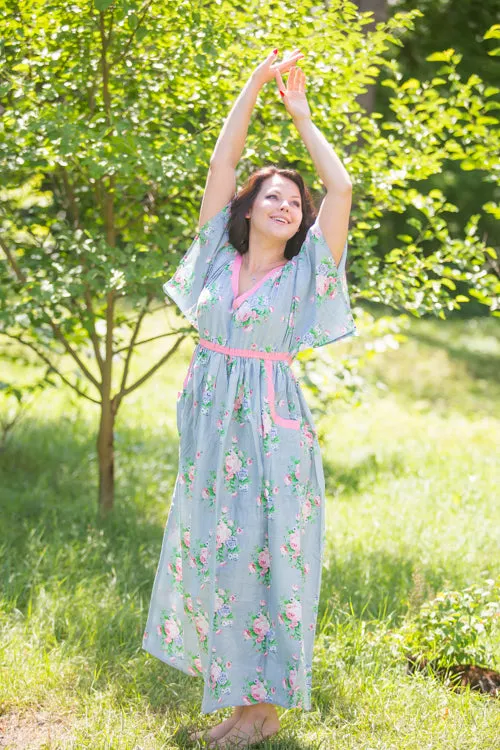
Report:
191,338,300,430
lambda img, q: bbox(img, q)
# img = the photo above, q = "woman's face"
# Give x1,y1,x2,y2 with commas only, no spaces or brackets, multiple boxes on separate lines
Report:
245,175,303,242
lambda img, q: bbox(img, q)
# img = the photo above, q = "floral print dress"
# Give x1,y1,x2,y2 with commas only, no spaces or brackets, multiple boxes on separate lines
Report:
142,200,357,714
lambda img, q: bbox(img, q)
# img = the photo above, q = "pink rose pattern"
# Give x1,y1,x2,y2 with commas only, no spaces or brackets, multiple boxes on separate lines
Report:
180,524,191,556
187,654,204,677
223,439,251,494
197,280,223,312
216,405,230,442
201,469,217,509
282,658,312,709
278,595,303,641
232,382,253,424
233,293,273,332
200,374,217,416
280,526,305,573
169,257,194,296
299,486,321,527
178,457,196,499
258,390,281,456
242,669,276,705
284,294,300,338
315,257,341,303
189,539,211,584
215,509,243,564
243,603,278,655
183,596,210,654
157,609,184,658
284,457,303,497
208,655,233,702
248,538,272,587
256,477,278,519
166,549,184,594
299,418,317,454
144,210,357,713
213,587,237,632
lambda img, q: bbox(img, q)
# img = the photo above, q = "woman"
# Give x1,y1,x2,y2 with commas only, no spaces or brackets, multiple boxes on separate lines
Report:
142,49,357,748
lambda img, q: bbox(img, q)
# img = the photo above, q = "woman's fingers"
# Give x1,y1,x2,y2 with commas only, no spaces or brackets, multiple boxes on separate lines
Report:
272,50,306,97
287,66,299,91
274,67,286,94
279,53,304,69
278,49,304,63
290,66,305,92
297,67,306,93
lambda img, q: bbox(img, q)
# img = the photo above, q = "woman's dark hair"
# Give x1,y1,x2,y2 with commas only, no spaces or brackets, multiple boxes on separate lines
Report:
228,166,317,260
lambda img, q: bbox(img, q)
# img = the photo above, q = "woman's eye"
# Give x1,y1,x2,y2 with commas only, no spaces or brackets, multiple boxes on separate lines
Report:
267,194,300,208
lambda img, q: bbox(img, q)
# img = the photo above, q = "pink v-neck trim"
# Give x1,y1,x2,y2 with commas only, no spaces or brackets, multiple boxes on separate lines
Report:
231,253,287,310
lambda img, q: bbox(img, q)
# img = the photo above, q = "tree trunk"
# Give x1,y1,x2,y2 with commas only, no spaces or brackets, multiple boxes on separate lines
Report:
353,0,388,115
97,398,115,516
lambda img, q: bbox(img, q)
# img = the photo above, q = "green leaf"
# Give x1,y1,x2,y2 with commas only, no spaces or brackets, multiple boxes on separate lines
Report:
426,49,455,62
94,0,114,10
127,13,139,29
483,24,500,40
401,78,420,91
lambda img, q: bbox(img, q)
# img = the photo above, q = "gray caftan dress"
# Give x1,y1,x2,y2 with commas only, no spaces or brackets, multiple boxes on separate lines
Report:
142,201,357,713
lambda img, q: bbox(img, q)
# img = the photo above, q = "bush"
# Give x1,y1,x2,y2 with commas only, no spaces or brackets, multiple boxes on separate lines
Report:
397,576,500,668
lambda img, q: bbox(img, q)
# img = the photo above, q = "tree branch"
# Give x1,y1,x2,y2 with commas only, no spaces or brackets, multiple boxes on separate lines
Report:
113,329,182,355
57,165,105,374
0,235,26,282
117,295,152,396
119,334,186,400
1,333,101,405
121,303,167,324
109,0,155,69
0,234,102,390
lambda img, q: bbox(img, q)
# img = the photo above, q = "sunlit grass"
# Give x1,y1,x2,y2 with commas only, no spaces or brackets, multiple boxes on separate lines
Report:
0,311,499,748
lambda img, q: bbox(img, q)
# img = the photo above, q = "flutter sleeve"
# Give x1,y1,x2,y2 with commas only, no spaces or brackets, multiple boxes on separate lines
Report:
290,217,357,355
162,201,232,330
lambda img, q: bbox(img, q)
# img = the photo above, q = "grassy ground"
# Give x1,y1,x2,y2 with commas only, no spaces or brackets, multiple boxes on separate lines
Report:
0,311,499,749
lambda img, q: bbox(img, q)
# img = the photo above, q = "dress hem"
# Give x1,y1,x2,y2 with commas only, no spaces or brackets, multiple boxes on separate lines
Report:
142,643,312,714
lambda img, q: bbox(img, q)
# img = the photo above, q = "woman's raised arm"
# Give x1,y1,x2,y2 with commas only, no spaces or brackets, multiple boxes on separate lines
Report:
274,65,352,267
198,49,305,229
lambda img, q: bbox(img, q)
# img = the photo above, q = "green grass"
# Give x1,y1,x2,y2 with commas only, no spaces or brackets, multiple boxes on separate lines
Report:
1,312,499,748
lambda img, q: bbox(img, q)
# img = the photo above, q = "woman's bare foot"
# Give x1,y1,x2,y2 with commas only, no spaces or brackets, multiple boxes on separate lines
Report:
207,704,280,748
188,706,244,743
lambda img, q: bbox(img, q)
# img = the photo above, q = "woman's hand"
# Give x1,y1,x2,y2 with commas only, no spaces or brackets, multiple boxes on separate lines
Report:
251,48,305,89
274,64,311,122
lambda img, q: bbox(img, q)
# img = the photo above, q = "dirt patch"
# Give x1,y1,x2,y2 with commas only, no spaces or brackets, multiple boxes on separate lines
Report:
0,708,75,749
